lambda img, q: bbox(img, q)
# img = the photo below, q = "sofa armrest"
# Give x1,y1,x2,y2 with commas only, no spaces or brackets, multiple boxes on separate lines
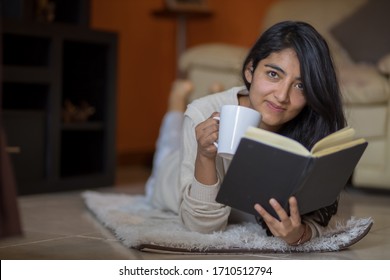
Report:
339,64,390,105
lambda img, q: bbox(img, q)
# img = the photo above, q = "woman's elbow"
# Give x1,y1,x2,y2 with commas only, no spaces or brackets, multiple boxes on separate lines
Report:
180,211,228,234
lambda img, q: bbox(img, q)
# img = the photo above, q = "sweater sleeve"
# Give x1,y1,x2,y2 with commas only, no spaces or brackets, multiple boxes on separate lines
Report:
178,109,231,233
303,214,339,239
180,178,231,233
302,217,321,239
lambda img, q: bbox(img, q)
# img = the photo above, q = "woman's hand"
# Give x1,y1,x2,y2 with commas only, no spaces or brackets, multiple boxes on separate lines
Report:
254,196,311,245
195,112,220,159
194,112,220,185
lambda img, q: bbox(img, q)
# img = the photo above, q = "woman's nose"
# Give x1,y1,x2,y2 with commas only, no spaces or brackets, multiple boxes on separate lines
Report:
274,84,290,103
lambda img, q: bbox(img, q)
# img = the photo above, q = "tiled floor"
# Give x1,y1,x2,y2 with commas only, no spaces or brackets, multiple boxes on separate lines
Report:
1,165,390,260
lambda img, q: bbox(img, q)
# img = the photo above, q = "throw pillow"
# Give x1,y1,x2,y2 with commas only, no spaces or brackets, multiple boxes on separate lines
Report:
331,0,390,64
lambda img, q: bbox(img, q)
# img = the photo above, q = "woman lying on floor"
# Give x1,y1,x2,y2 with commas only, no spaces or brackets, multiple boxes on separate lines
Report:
145,21,345,246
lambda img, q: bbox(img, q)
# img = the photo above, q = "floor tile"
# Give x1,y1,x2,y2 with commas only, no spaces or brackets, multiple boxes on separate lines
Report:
0,236,133,260
1,167,390,260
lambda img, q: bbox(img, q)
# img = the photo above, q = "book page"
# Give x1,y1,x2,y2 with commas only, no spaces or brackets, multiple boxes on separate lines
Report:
313,138,367,157
244,127,311,156
310,127,356,154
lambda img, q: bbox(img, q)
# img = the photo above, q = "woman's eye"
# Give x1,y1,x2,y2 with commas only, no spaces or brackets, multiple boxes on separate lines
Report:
295,83,304,90
267,71,278,79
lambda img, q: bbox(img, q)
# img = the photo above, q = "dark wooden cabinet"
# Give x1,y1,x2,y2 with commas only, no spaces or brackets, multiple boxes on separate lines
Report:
1,0,117,195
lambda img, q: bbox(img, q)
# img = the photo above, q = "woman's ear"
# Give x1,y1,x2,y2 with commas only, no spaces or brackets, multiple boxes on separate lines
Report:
244,63,254,83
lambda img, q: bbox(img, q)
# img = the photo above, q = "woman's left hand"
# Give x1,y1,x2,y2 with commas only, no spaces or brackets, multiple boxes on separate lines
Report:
254,196,306,245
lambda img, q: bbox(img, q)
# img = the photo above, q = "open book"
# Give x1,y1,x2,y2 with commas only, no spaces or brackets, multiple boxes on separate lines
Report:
216,126,368,219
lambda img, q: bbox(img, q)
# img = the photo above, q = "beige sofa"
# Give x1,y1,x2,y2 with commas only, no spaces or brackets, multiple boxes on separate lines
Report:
179,0,390,189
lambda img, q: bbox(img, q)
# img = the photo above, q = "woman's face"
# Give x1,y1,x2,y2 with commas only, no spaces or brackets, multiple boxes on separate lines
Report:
244,48,307,132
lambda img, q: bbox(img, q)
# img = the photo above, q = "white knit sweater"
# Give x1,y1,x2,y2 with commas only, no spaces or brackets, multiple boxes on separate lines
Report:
150,86,327,239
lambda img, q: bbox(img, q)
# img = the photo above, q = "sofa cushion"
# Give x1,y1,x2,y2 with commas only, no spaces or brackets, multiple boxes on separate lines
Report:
187,67,243,102
344,105,387,138
179,43,248,72
180,44,249,101
339,64,390,104
331,0,390,64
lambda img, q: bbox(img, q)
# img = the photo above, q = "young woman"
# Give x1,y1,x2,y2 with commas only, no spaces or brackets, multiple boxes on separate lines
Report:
146,21,346,246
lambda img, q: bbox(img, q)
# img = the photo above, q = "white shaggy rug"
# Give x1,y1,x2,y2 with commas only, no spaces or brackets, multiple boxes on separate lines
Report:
82,190,373,254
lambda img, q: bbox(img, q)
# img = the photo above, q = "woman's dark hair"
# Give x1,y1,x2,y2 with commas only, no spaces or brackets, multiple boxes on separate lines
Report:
245,21,346,229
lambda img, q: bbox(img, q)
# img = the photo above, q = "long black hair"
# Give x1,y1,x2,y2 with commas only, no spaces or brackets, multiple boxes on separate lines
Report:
244,21,346,228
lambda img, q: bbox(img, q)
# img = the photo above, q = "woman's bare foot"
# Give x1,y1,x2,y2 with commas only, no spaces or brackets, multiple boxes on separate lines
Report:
168,80,194,112
208,82,224,94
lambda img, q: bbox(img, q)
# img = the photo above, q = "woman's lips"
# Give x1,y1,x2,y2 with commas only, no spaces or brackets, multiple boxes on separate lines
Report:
266,101,286,112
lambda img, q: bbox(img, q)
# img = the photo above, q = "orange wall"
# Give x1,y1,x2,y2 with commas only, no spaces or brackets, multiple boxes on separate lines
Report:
90,0,276,164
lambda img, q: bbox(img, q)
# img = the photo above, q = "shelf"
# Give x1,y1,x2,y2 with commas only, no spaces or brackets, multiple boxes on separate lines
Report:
62,122,104,131
152,8,213,18
2,110,46,195
152,7,213,77
3,33,51,66
50,0,90,25
62,40,109,122
1,17,117,195
2,0,90,26
2,82,48,110
60,130,104,177
3,66,52,83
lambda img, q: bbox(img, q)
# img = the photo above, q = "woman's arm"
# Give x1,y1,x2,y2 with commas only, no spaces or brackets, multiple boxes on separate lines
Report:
178,113,231,233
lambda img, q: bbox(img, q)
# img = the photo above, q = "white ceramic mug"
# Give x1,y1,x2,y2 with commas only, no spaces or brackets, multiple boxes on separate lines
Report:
214,105,261,159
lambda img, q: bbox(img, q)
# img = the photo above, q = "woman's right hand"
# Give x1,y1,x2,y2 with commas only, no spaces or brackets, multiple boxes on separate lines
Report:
194,112,220,185
195,112,220,159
